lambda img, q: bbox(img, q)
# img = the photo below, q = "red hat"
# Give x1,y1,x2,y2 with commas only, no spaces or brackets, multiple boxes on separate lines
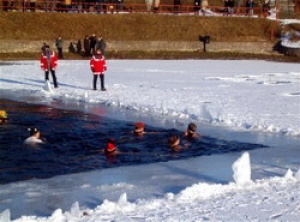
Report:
135,122,144,128
106,138,116,152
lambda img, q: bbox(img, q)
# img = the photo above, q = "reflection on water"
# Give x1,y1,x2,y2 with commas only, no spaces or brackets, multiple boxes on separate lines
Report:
0,99,267,184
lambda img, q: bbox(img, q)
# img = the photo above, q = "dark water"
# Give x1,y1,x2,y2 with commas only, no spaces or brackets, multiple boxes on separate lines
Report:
0,99,268,184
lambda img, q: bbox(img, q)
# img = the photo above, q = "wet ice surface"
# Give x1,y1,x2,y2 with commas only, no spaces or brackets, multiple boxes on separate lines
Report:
0,99,267,184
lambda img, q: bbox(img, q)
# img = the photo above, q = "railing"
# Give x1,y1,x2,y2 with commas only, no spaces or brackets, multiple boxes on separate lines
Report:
0,0,278,19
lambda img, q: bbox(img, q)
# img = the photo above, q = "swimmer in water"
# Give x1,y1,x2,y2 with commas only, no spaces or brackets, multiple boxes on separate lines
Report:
24,127,44,145
0,110,8,124
168,135,184,152
133,122,145,136
103,138,121,156
183,122,201,139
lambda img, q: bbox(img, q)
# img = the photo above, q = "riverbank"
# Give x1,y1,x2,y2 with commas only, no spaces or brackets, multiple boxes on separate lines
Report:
1,12,299,61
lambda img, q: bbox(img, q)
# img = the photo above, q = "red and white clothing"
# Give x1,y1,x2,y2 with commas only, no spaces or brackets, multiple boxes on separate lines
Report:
90,54,107,75
40,50,58,71
39,48,59,88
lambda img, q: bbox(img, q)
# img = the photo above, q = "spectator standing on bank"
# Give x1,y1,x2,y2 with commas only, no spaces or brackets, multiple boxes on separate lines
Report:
174,0,181,12
29,0,36,11
55,36,64,59
40,45,59,88
95,36,107,56
77,0,83,13
246,0,255,16
83,35,90,56
115,0,123,12
76,39,82,54
41,42,47,54
64,0,72,12
47,0,57,12
194,0,201,14
236,0,243,13
2,0,9,11
90,49,107,91
262,0,271,17
201,0,209,15
96,0,104,13
145,0,153,11
227,0,234,15
153,0,160,12
223,0,229,15
89,33,97,55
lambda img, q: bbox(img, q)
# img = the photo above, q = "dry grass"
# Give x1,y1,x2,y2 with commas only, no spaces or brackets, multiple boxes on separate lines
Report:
1,11,299,61
0,12,278,42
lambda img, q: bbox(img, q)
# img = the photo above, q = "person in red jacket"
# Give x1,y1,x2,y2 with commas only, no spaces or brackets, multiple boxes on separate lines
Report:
40,45,58,88
90,49,107,91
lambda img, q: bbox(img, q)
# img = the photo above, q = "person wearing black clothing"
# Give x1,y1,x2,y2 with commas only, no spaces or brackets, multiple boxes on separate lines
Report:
174,0,181,12
83,35,90,56
227,0,235,14
95,36,107,56
2,0,10,11
194,0,201,14
89,33,97,55
55,36,64,59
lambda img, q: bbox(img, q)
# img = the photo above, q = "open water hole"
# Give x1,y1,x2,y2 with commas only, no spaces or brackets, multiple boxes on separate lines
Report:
0,99,267,184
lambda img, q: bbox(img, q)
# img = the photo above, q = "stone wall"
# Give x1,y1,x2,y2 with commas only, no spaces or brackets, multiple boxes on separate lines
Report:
0,40,277,55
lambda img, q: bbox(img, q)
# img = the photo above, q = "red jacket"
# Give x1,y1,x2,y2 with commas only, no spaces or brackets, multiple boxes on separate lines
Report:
90,54,107,75
40,50,58,71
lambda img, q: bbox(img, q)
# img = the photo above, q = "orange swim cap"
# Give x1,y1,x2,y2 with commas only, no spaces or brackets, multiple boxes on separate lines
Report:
135,122,144,128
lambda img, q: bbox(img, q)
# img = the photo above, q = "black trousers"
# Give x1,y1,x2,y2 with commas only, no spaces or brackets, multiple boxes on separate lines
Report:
45,70,58,88
57,48,63,59
3,1,9,11
29,2,35,12
93,74,105,90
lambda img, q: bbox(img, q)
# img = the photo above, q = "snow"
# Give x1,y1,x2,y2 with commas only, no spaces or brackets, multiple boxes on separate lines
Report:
0,59,300,221
280,19,300,49
232,152,251,185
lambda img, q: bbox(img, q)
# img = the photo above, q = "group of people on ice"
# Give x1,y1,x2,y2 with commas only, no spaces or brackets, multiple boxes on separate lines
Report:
1,33,201,161
40,35,107,91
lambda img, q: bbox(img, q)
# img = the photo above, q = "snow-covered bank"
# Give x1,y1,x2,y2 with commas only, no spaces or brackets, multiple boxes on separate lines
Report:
279,19,300,57
0,60,300,221
0,151,299,222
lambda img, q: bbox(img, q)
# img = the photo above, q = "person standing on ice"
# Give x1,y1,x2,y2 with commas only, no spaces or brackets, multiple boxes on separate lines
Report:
40,45,59,88
90,49,107,91
55,35,64,59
